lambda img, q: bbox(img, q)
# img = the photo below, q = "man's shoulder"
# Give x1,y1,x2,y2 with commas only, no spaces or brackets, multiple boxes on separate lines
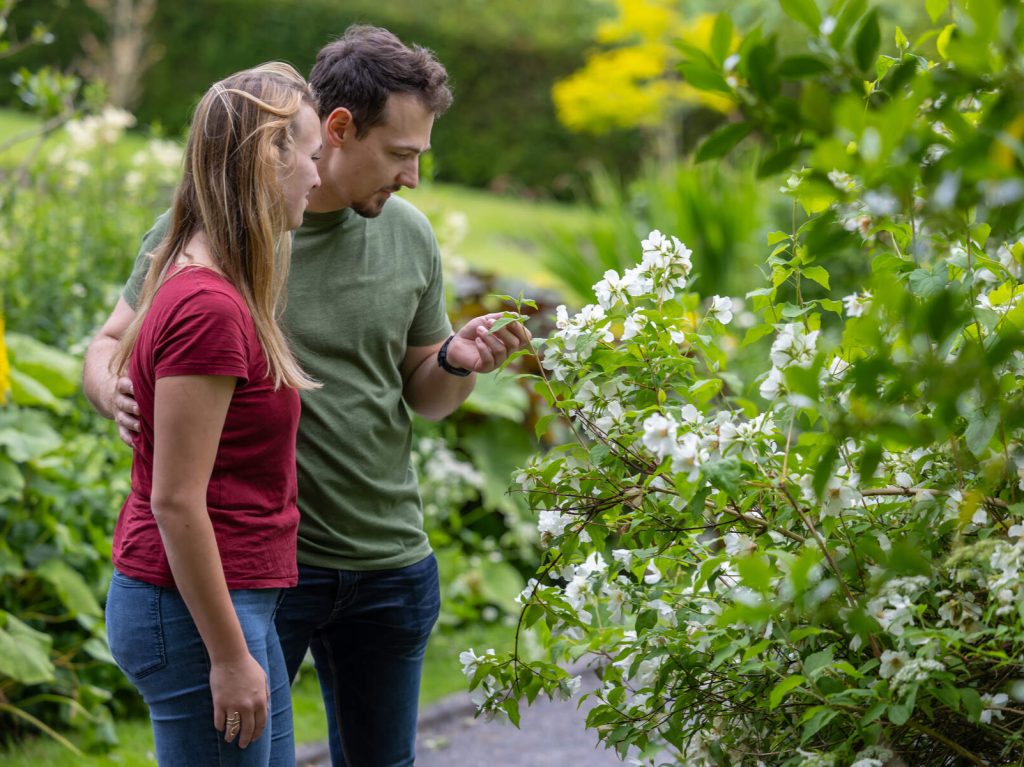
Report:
378,195,434,238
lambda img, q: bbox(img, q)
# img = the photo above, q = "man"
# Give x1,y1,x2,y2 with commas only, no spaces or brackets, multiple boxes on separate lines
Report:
84,25,531,767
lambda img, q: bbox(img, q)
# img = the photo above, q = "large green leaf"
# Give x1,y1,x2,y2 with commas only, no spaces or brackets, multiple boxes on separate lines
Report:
9,368,68,414
6,332,81,398
36,559,103,618
0,409,62,462
0,610,55,685
696,121,752,162
0,453,24,502
462,419,536,515
462,373,530,423
854,9,881,74
780,0,821,32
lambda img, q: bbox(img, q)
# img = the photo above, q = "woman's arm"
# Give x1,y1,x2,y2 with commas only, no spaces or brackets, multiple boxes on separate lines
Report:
151,373,268,749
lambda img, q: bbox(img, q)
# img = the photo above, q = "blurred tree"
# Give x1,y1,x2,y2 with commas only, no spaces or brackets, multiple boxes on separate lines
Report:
79,0,160,109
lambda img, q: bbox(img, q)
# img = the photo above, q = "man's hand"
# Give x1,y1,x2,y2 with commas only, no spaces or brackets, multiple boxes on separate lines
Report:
445,312,532,374
113,376,141,447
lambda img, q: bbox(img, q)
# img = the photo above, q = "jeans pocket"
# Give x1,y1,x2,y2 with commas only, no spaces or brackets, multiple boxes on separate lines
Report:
106,572,168,680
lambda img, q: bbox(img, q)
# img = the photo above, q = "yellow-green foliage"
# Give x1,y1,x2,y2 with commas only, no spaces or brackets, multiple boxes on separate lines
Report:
552,0,734,134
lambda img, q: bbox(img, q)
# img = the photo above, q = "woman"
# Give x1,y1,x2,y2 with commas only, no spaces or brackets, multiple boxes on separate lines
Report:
105,62,321,766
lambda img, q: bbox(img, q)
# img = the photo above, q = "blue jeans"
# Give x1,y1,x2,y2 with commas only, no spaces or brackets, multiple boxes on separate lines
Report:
106,571,295,766
276,554,440,767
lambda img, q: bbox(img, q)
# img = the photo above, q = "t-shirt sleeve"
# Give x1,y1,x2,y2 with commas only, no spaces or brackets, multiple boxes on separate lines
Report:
406,234,454,347
153,290,251,383
123,210,172,310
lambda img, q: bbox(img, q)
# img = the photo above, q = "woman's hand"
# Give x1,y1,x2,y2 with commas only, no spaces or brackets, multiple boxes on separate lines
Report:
210,652,270,748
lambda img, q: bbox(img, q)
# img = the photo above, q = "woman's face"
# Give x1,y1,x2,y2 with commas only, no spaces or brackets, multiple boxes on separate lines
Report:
281,103,322,230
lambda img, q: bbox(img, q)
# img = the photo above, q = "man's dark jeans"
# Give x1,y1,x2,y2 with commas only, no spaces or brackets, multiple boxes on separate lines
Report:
276,554,441,767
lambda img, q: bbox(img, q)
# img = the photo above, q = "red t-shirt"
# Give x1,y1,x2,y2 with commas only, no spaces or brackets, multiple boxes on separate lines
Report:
113,267,301,589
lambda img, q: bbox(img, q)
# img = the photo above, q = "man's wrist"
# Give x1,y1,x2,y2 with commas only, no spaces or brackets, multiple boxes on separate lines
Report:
437,334,472,377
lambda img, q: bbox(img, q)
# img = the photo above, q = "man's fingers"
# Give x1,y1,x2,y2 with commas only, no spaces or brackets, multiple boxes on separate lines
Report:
117,424,135,448
115,392,140,417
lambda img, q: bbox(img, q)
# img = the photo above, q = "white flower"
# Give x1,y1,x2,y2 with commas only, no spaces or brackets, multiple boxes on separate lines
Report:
724,532,756,557
671,432,703,481
759,367,785,400
644,562,662,585
1008,523,1024,539
459,647,495,681
642,413,678,459
537,509,571,537
770,323,819,369
843,291,872,318
980,692,1008,724
564,574,593,611
593,269,636,309
612,549,634,568
577,551,608,579
879,650,910,679
555,305,570,329
621,308,646,340
971,507,988,526
602,579,628,621
706,295,733,325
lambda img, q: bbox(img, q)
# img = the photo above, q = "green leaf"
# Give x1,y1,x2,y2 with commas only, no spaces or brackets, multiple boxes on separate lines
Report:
800,707,838,744
703,458,742,499
6,333,81,398
737,555,774,593
487,315,524,335
932,684,960,711
635,609,658,631
678,60,732,94
780,0,822,32
696,121,752,162
711,13,733,65
0,454,24,503
926,0,946,22
778,55,830,79
9,368,67,413
801,266,831,290
964,407,999,458
860,701,887,725
769,675,806,710
757,145,804,177
689,378,723,404
0,409,62,462
463,373,530,422
36,559,103,618
741,324,775,348
887,700,913,725
812,443,839,499
804,648,834,678
960,687,983,722
0,610,55,685
854,10,881,74
830,0,868,48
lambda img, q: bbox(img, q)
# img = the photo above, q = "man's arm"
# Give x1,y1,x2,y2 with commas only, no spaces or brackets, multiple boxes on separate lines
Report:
82,297,140,444
401,313,531,421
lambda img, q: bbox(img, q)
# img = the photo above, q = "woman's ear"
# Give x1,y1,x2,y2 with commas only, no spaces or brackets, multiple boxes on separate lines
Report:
324,107,353,147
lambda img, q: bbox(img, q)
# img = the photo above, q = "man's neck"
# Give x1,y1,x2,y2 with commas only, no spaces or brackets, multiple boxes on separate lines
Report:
305,185,349,215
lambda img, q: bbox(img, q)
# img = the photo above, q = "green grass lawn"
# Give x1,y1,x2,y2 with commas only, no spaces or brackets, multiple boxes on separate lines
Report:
0,622,515,766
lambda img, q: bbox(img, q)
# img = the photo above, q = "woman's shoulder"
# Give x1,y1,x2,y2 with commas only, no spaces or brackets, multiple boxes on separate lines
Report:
150,268,251,332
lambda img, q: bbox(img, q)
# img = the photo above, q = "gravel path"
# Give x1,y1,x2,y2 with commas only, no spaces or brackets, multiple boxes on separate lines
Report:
295,670,628,767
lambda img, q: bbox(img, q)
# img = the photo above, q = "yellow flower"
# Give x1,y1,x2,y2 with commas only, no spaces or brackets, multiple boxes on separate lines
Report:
0,313,10,405
553,1,737,135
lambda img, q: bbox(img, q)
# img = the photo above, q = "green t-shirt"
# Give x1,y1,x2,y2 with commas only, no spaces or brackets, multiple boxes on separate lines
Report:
124,197,452,570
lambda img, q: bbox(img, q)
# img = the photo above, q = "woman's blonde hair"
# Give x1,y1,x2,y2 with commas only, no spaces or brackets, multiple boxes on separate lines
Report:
115,61,319,390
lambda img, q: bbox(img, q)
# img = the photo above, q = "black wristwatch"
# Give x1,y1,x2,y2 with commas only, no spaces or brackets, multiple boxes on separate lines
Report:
437,334,472,377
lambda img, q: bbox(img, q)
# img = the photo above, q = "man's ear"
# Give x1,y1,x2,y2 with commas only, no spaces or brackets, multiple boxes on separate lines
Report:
324,107,354,147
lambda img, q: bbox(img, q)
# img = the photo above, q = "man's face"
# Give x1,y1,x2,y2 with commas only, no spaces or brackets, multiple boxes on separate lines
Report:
337,93,435,218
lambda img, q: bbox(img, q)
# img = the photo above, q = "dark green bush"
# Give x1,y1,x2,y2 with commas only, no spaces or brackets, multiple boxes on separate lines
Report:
7,0,644,193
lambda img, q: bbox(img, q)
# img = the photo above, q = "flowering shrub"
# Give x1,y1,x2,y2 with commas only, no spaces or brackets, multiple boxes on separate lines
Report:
467,2,1024,764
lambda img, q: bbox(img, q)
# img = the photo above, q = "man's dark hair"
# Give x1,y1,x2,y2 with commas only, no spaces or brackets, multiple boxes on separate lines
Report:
310,25,453,137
